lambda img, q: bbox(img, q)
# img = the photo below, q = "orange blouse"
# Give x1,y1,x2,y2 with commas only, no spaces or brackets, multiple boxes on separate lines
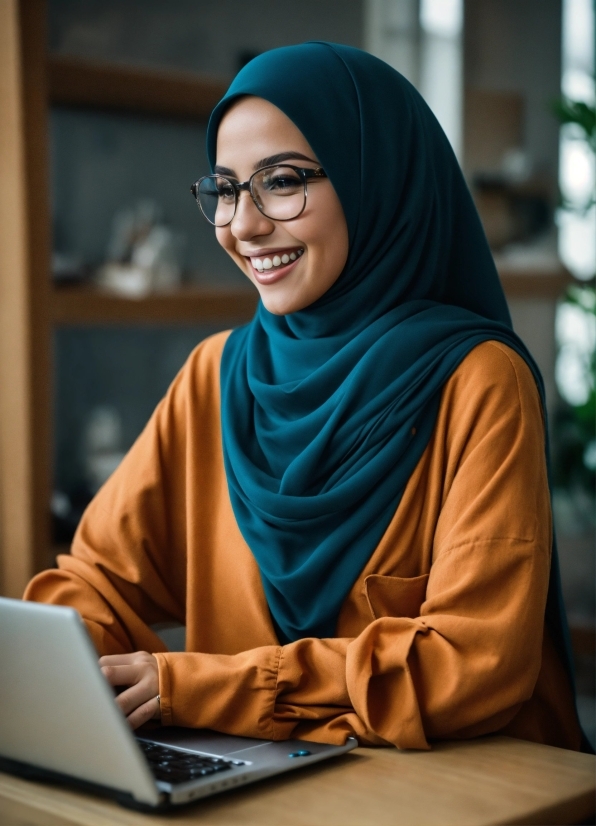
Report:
25,332,582,751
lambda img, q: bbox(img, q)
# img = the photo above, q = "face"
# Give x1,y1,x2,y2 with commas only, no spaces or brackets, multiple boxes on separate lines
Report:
214,97,349,315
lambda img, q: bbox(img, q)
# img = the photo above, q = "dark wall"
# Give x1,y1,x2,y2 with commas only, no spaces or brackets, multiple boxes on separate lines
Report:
49,0,364,75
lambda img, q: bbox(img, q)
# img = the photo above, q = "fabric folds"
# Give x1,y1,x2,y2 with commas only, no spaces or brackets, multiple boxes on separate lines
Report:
206,42,570,682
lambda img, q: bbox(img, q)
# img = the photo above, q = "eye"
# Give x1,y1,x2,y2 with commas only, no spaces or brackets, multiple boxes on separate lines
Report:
216,181,236,201
261,171,302,194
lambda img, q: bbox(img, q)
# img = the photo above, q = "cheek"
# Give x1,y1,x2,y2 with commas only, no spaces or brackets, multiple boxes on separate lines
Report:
215,227,231,253
215,228,244,267
312,202,349,276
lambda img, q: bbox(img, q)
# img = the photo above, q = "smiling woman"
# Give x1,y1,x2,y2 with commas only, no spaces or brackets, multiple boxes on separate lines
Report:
25,42,588,753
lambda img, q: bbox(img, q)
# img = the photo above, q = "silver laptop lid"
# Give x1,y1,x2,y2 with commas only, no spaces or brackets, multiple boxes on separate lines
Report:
0,597,159,806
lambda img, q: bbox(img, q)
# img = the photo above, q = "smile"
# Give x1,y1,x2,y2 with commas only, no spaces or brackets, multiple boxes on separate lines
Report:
249,248,304,273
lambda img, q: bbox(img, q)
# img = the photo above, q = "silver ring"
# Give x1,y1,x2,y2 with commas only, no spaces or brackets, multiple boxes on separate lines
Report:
155,694,161,706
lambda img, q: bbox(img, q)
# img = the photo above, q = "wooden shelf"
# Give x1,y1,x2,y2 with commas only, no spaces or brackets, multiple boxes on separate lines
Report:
50,270,570,328
48,55,229,120
499,270,572,298
51,285,258,325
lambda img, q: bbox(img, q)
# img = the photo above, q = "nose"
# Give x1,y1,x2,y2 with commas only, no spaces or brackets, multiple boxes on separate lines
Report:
229,190,274,240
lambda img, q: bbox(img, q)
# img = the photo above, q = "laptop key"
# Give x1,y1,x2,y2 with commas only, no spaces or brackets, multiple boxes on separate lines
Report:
137,740,239,785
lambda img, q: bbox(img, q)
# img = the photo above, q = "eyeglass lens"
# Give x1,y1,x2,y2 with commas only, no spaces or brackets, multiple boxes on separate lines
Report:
197,166,306,226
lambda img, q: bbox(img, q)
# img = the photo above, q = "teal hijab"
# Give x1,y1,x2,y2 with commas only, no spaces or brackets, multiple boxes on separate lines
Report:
206,44,574,686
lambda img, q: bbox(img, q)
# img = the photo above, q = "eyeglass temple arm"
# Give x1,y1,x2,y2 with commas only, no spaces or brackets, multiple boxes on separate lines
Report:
302,168,327,179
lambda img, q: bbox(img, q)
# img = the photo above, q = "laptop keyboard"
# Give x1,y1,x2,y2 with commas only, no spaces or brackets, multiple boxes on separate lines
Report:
137,740,245,785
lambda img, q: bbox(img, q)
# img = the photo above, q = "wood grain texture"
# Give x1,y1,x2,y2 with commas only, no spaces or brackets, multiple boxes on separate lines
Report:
499,271,572,298
48,55,229,121
48,271,568,328
0,0,52,597
0,737,594,826
51,286,259,325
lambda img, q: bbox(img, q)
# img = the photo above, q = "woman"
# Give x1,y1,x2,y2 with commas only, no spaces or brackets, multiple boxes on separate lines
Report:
26,43,584,751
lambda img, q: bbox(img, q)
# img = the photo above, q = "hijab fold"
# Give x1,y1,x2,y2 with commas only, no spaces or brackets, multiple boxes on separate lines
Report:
206,43,575,707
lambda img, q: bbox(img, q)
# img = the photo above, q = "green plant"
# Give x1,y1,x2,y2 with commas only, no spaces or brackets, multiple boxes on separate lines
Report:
552,97,596,151
552,284,596,494
551,91,596,497
552,94,596,213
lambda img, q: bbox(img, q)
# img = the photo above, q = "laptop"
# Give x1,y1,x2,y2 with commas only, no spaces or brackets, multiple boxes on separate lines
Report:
0,597,357,810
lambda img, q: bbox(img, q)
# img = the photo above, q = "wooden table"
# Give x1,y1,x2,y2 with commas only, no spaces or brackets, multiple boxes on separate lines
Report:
0,736,594,826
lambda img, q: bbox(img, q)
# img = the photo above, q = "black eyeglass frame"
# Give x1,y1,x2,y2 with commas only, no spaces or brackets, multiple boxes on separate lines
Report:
190,164,328,227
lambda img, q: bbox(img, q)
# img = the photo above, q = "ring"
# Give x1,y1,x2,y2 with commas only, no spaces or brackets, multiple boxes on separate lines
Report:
155,694,161,706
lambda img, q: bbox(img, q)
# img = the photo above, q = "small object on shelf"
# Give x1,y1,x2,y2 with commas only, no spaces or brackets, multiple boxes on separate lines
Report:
52,251,88,284
52,407,126,543
473,175,551,250
96,199,185,297
51,488,92,545
95,262,154,298
472,147,551,251
83,406,126,494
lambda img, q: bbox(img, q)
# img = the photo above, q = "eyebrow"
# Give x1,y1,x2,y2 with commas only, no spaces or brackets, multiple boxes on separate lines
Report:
213,151,319,178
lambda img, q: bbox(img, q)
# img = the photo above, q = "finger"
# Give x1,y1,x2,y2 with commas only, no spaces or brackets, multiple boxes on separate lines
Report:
126,696,160,731
100,663,142,687
115,681,156,717
99,652,149,668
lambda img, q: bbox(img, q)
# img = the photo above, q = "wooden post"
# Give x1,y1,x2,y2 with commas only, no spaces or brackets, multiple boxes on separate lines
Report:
0,0,52,596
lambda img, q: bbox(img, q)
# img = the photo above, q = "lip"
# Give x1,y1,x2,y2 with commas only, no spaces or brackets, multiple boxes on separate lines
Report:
241,246,303,258
249,254,302,285
242,246,304,286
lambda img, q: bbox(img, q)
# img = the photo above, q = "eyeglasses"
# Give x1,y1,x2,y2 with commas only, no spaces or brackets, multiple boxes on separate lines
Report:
190,164,328,227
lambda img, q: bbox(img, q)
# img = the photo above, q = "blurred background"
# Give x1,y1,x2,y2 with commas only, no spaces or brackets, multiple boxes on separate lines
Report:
0,0,594,744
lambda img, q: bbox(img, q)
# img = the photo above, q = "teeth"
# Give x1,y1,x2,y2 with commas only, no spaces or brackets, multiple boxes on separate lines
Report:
251,249,303,271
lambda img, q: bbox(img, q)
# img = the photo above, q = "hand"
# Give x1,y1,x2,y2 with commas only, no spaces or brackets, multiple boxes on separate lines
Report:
99,651,160,730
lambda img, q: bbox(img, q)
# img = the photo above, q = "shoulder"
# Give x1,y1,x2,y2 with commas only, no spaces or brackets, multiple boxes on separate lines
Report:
451,340,536,387
444,340,542,414
438,340,545,456
184,329,233,378
171,329,232,395
154,330,232,428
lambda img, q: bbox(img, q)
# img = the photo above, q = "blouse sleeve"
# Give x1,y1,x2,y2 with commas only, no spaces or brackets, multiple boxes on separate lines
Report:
152,343,554,749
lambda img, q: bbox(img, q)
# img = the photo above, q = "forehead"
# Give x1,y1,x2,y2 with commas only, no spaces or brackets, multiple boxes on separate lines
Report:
215,97,315,172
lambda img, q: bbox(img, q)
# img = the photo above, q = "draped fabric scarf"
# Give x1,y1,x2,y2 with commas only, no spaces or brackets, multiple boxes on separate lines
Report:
206,44,573,685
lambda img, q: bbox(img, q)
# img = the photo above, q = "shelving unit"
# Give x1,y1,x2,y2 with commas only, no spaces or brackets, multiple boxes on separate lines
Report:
0,0,573,600
0,0,251,597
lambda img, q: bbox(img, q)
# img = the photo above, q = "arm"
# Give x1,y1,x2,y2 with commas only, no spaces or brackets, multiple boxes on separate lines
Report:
151,343,552,748
24,355,194,656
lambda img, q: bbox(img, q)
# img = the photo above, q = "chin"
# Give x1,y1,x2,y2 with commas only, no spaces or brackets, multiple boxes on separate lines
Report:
258,293,302,315
251,276,314,316
243,265,323,315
